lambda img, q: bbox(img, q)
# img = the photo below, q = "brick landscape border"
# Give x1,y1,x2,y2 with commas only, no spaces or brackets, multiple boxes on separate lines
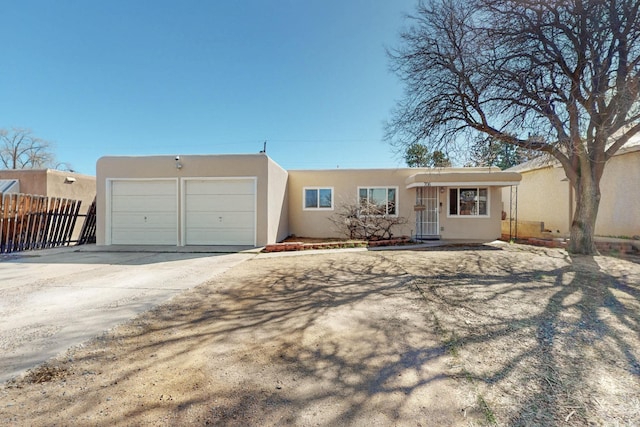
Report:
263,236,412,252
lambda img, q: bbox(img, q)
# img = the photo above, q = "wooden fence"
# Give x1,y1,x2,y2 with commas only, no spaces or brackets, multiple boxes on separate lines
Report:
0,193,93,254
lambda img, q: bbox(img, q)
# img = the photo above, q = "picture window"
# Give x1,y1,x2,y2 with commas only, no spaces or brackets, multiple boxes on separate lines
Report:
448,188,488,216
358,187,398,216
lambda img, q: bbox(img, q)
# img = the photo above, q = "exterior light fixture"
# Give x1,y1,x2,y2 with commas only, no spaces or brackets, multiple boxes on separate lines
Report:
175,155,182,170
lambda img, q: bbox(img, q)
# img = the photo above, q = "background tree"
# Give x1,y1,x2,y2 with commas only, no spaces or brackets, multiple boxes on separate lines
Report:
405,142,452,167
0,128,57,169
405,142,431,167
387,0,640,254
468,137,538,170
430,150,451,167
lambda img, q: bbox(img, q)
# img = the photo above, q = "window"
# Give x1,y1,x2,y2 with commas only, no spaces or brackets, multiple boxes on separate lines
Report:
304,187,333,210
448,188,488,216
358,187,398,216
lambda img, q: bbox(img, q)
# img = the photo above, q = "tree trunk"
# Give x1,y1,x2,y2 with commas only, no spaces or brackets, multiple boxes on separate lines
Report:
568,174,600,254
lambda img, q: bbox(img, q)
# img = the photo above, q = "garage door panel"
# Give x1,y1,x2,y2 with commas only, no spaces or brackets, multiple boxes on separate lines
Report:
186,180,254,195
186,195,254,212
112,230,177,245
185,228,254,245
186,212,254,228
111,195,176,212
112,213,177,227
112,181,176,196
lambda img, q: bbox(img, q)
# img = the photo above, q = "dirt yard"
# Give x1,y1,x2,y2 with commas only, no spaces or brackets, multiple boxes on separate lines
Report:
1,243,639,426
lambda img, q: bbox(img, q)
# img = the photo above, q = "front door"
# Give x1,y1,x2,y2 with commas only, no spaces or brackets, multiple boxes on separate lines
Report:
415,186,439,239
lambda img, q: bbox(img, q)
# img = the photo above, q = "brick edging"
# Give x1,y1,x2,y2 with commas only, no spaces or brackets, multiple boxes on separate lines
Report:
263,236,412,252
500,236,638,254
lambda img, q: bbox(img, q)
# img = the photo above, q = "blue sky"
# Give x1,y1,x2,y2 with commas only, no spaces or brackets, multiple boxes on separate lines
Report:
1,0,418,175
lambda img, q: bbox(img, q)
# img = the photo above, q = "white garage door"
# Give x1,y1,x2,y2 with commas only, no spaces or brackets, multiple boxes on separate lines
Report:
184,179,255,245
110,180,178,245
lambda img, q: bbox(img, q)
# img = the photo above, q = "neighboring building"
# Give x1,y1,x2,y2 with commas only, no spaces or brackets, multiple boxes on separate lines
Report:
502,137,640,238
0,169,96,210
0,169,96,243
96,154,521,247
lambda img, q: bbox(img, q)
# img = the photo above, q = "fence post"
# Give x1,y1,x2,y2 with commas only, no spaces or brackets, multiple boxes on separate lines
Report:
0,194,6,253
77,198,97,245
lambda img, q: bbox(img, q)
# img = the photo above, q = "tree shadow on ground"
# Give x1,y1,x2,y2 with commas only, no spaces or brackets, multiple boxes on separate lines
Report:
2,245,638,426
1,251,477,426
391,245,640,425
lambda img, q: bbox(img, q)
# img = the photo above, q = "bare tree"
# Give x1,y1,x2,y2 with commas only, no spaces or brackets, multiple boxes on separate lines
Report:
387,0,640,254
0,128,57,169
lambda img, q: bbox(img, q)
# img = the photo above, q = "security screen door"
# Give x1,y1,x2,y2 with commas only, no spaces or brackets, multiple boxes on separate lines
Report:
415,186,439,239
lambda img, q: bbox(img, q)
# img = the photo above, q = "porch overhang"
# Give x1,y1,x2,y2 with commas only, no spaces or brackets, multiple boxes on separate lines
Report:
405,170,522,189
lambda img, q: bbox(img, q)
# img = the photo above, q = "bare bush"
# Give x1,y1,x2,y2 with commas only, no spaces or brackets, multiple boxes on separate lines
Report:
329,200,408,241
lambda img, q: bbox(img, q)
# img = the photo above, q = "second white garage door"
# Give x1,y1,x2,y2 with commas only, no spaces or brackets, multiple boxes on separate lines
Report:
183,178,256,245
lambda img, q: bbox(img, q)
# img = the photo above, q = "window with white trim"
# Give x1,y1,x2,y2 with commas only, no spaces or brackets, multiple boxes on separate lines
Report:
304,187,333,210
358,187,398,216
449,188,489,216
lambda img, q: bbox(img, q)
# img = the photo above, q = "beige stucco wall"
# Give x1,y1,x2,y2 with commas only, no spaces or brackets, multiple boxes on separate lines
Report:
96,154,285,246
288,168,507,241
266,157,289,243
596,150,640,237
288,169,410,239
0,170,47,195
502,165,571,234
439,186,503,240
504,149,640,237
44,170,96,214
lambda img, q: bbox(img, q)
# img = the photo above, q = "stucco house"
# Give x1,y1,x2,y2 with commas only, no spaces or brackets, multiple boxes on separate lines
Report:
0,169,95,207
95,154,521,247
501,137,640,238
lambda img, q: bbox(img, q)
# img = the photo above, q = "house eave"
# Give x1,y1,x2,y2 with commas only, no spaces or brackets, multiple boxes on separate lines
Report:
405,171,522,189
406,181,522,189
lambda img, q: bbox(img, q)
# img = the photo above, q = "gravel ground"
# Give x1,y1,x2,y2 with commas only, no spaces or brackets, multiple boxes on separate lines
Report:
1,242,639,426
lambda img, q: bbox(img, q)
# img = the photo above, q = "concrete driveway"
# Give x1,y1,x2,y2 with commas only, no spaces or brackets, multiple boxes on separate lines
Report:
0,247,254,383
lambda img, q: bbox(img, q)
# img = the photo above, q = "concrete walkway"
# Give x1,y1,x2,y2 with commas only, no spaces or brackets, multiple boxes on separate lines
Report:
75,244,263,254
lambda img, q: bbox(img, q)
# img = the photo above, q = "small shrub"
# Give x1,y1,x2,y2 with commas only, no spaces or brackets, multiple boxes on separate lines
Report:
329,200,408,241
